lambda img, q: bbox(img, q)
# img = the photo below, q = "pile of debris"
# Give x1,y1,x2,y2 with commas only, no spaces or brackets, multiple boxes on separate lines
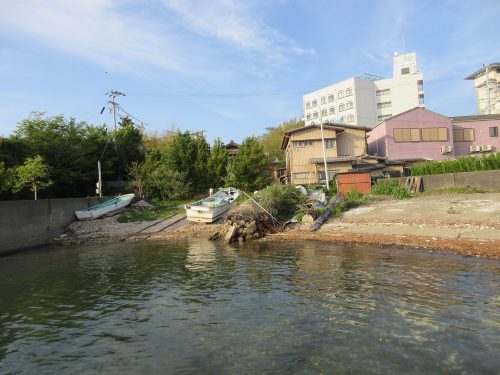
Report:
209,200,278,243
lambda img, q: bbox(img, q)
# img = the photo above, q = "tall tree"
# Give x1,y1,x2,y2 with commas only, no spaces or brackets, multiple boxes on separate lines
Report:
207,138,229,188
260,118,304,164
226,136,271,191
12,156,52,200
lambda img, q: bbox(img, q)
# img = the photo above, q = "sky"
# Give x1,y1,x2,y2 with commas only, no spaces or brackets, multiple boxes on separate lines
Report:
0,0,499,143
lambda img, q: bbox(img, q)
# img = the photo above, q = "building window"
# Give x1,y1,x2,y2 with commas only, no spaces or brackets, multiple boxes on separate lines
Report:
393,128,421,142
421,127,448,142
345,88,352,96
453,128,475,142
329,106,335,114
346,101,353,109
377,101,392,109
338,91,344,99
339,116,345,123
321,108,327,116
376,89,391,96
328,94,334,102
312,99,317,107
324,139,336,150
347,114,354,122
417,80,424,91
313,112,318,119
293,140,313,148
294,172,310,179
321,96,326,104
339,103,345,111
305,101,311,109
489,127,498,137
306,113,311,120
419,94,424,105
378,114,392,121
401,67,410,75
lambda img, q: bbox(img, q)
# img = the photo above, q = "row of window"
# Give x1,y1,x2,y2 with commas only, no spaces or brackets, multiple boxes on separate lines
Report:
393,127,448,143
292,139,336,150
378,114,393,121
393,126,499,143
308,114,355,123
305,102,353,119
295,171,338,180
305,88,353,109
377,101,392,109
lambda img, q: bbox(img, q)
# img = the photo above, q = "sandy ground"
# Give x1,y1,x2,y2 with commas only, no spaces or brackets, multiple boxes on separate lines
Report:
64,193,500,259
273,193,500,259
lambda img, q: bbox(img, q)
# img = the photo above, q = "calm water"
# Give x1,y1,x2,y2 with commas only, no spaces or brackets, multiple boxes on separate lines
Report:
0,240,499,374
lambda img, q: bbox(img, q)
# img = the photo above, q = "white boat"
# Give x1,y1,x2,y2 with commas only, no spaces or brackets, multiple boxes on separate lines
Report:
75,194,135,220
185,188,239,223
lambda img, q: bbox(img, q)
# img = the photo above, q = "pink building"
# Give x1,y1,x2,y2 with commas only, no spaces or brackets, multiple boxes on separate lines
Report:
450,115,500,156
367,108,454,161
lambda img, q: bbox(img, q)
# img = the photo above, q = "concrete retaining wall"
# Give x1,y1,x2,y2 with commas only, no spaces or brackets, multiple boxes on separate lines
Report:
392,170,500,191
0,197,106,254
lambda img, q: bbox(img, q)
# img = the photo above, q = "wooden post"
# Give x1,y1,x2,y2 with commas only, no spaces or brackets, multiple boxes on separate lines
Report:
310,195,344,231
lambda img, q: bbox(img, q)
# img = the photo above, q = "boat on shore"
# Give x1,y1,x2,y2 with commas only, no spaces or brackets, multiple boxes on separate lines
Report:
185,188,239,223
75,194,135,220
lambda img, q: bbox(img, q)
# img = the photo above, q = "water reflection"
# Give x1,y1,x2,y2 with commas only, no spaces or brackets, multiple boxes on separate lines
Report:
0,240,499,374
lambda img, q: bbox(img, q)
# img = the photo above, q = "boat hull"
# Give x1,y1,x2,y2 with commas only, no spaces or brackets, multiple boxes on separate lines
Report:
75,194,135,220
185,202,231,223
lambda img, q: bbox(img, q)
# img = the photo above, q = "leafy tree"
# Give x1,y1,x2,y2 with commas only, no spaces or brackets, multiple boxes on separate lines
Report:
226,136,271,191
111,116,145,180
127,161,146,199
260,118,303,164
12,156,52,200
145,164,190,200
207,138,228,188
162,131,210,193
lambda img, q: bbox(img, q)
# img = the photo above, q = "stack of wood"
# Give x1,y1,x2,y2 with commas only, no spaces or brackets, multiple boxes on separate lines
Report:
209,200,276,243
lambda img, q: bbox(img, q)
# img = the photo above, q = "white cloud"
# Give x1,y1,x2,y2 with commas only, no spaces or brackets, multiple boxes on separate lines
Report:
161,0,315,64
0,0,195,74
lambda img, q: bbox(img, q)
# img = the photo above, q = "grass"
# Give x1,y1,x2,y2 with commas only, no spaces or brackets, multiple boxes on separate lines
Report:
417,186,493,196
117,198,193,223
371,179,411,199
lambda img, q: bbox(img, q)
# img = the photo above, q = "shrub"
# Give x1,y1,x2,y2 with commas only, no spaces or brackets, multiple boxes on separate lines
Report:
372,179,410,199
256,184,305,221
411,154,500,176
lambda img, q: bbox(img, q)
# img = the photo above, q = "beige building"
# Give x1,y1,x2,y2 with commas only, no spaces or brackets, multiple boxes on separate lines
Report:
281,124,395,185
465,63,500,115
303,52,424,128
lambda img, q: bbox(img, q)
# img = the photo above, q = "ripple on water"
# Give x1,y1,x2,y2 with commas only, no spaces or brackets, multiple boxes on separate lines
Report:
0,240,499,374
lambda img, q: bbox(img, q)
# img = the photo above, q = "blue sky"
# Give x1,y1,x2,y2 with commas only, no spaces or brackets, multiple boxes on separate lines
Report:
0,0,499,143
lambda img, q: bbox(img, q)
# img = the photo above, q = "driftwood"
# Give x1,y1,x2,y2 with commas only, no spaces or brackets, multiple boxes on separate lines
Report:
309,195,344,232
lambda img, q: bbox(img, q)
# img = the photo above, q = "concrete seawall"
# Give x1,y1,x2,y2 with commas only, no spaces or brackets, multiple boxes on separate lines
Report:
395,170,500,191
0,197,105,254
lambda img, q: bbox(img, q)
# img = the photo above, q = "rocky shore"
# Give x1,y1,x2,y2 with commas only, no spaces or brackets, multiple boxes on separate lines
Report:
63,192,500,259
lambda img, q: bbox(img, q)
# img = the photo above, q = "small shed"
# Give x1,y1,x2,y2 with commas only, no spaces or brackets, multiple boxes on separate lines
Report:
336,172,371,195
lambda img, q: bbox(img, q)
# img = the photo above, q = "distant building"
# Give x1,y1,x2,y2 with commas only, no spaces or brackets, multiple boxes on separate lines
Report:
450,114,500,156
303,52,424,128
281,123,397,185
225,140,239,158
465,63,500,115
367,107,500,161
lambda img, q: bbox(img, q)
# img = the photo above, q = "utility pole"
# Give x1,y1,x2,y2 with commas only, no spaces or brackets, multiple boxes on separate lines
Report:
318,106,330,190
106,90,126,131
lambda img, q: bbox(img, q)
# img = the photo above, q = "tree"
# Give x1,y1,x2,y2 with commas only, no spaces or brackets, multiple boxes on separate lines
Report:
260,118,304,164
12,156,52,200
127,161,146,199
207,138,228,188
226,136,271,191
162,131,210,193
145,164,191,200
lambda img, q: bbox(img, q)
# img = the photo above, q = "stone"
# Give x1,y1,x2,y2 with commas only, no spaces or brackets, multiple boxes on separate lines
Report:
302,213,315,225
237,236,244,242
224,225,238,244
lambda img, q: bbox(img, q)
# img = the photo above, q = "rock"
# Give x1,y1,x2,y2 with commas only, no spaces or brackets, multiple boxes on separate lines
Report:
302,213,315,225
246,220,257,234
237,236,244,242
225,225,238,244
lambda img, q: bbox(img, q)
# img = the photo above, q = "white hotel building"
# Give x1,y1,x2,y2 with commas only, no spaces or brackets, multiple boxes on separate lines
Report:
303,52,425,127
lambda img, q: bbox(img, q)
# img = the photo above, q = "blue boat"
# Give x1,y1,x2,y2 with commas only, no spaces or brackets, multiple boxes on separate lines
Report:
75,194,135,220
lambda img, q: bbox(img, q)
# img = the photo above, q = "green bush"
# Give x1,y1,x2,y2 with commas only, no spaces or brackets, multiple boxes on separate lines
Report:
372,179,410,199
256,184,305,221
411,154,500,176
343,189,368,207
